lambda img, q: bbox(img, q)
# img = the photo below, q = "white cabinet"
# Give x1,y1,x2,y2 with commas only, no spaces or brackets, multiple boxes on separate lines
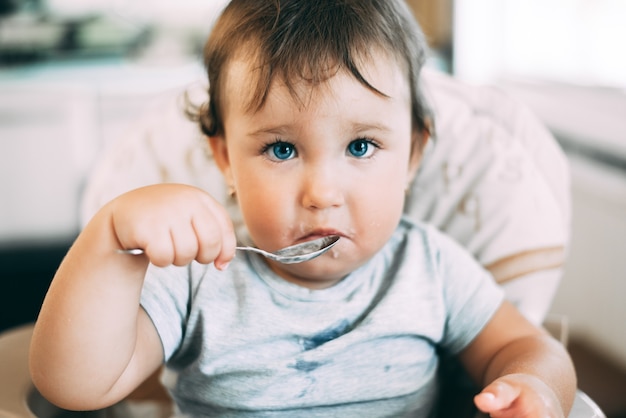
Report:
0,60,202,243
0,83,93,242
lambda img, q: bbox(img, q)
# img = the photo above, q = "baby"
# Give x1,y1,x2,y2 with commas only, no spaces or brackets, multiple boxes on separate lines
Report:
30,1,576,417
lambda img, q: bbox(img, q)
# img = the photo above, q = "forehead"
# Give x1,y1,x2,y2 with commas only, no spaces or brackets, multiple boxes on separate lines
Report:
221,50,410,117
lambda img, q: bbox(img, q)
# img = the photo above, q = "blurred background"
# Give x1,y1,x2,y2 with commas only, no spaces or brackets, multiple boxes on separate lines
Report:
1,0,624,415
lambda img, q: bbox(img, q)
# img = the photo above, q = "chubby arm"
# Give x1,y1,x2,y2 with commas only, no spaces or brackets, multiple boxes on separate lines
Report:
29,184,236,410
459,301,577,418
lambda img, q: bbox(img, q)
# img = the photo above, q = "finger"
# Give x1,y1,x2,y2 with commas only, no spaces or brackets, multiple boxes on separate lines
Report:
192,212,226,266
143,230,176,268
198,196,236,270
214,218,236,270
170,222,202,267
474,380,521,413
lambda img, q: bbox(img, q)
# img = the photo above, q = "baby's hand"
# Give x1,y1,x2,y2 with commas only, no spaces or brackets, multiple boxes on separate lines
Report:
110,184,236,269
474,373,564,418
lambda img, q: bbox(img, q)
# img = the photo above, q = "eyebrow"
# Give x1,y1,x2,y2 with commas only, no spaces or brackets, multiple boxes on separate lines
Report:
247,125,291,138
247,121,393,138
351,121,393,133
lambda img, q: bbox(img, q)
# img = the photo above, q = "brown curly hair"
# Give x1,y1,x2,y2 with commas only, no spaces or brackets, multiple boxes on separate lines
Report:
194,0,433,146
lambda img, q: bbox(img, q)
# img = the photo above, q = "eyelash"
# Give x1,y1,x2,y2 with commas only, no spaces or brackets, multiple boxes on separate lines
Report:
261,139,297,161
348,137,381,158
260,137,382,161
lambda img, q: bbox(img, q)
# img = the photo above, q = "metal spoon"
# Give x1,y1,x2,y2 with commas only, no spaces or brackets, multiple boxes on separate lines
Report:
117,235,340,264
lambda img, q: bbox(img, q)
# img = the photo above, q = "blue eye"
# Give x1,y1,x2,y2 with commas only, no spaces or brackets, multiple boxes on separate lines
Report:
348,139,375,158
267,141,295,160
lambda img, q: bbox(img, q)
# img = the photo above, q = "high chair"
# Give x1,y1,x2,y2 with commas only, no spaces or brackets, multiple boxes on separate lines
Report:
0,68,605,417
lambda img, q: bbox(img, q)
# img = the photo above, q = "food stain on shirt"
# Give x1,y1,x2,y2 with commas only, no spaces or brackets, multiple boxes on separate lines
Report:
300,319,351,350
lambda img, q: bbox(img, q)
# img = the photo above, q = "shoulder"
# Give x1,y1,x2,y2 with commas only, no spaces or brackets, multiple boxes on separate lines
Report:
392,217,501,298
395,216,475,265
141,257,257,361
393,222,506,354
144,257,258,306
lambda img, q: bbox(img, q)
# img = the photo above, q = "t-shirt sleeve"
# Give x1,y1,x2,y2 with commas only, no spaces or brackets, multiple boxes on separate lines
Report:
140,263,196,361
432,229,505,355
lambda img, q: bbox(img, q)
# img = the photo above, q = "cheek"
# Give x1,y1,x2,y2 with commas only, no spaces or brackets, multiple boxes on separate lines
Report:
361,179,406,220
235,175,294,246
350,166,408,229
371,159,410,197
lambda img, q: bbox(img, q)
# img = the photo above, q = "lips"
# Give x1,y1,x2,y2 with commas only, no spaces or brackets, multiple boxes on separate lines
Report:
297,228,344,243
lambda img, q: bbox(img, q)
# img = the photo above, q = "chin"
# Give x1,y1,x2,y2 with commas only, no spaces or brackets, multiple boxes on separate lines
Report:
274,253,365,289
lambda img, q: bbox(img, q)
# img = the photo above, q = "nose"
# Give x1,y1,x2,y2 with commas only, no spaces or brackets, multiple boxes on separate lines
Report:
300,164,345,210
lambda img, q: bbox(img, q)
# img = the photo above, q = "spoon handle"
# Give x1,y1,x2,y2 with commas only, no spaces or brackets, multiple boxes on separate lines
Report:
117,247,255,256
116,235,339,264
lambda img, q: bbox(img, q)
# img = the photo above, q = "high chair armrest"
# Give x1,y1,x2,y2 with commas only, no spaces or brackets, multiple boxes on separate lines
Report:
570,390,606,418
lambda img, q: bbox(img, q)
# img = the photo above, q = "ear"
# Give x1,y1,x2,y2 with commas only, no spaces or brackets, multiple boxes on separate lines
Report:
407,127,430,184
208,134,234,186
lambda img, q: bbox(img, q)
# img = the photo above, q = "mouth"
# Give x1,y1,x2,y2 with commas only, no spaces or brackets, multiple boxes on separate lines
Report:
297,229,345,243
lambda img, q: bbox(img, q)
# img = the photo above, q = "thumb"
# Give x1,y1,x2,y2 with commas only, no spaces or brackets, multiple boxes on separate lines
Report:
474,379,521,413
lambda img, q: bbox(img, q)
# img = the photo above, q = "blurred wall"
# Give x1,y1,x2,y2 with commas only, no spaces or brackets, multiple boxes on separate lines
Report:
503,82,626,369
556,155,626,369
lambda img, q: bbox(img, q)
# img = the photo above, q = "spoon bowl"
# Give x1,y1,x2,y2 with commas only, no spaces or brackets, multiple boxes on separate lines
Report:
117,235,340,264
246,235,341,264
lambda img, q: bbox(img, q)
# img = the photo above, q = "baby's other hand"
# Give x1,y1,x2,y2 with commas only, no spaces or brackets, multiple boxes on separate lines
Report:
110,184,236,269
474,373,564,418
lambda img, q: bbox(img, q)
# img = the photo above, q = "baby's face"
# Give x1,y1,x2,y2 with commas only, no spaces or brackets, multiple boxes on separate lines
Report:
210,54,419,288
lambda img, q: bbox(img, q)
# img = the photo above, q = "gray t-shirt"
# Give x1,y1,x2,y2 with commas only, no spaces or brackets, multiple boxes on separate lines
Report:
141,218,504,417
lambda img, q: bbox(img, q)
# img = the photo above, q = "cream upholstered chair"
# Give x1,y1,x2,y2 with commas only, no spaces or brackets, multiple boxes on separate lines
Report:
0,68,604,417
81,67,570,325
